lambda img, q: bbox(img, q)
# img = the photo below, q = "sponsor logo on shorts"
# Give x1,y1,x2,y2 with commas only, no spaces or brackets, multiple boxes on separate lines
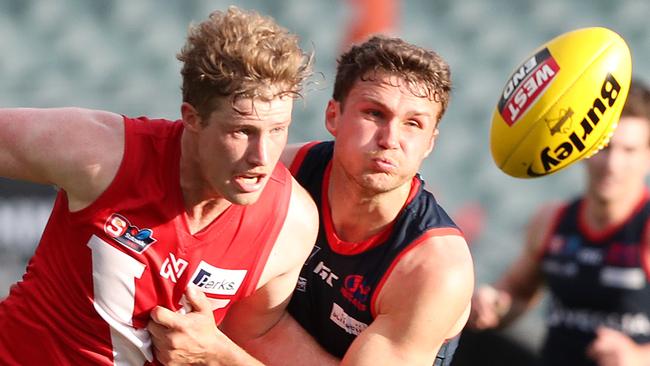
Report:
498,47,559,126
340,275,371,311
329,303,369,336
104,213,156,253
526,73,623,177
189,261,247,296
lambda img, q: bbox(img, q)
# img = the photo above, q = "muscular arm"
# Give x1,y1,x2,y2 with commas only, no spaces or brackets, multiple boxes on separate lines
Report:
0,107,124,210
339,234,473,365
469,204,559,329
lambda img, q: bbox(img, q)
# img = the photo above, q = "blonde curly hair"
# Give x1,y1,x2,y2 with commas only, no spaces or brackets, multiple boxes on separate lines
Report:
178,6,312,119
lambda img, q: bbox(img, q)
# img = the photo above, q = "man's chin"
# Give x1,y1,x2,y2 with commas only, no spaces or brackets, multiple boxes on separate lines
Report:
228,191,263,206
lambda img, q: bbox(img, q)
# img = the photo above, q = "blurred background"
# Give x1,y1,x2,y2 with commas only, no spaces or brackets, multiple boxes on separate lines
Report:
1,0,648,364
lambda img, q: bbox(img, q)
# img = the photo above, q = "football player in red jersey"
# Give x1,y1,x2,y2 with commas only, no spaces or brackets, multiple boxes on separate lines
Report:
0,6,318,366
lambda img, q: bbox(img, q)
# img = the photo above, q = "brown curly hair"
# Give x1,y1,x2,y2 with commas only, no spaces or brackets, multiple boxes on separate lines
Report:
177,6,312,119
621,79,650,121
333,35,452,121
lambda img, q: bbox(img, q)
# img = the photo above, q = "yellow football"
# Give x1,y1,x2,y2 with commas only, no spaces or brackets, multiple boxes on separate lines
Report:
490,27,632,178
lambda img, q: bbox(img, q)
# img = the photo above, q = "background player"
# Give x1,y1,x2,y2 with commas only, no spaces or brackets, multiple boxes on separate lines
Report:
0,6,317,365
467,80,650,366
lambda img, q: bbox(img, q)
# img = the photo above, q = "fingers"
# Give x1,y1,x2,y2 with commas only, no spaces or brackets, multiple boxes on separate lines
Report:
150,305,182,328
586,327,629,365
468,286,506,329
184,285,212,313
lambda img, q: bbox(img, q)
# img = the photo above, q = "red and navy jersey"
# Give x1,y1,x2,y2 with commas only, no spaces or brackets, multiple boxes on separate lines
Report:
539,193,650,366
0,116,292,365
287,141,463,364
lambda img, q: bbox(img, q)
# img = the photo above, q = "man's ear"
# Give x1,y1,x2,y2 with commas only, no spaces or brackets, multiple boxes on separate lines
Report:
325,100,340,137
181,102,203,132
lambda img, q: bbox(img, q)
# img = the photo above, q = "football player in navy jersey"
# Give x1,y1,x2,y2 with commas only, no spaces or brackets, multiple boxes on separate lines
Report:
151,36,474,366
468,80,650,366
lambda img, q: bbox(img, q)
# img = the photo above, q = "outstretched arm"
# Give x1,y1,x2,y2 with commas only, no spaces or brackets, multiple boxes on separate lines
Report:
468,204,558,330
0,107,124,210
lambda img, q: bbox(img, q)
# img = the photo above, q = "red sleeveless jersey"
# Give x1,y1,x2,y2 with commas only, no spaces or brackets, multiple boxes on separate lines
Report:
0,116,292,365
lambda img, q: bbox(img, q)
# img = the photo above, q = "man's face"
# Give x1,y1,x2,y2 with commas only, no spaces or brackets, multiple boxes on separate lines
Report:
326,72,442,194
195,95,293,205
585,116,650,203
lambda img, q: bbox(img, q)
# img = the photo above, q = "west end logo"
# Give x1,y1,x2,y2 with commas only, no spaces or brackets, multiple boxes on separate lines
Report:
498,48,560,126
104,213,157,253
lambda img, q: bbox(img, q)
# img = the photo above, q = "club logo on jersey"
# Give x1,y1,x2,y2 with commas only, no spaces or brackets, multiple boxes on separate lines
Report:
606,242,640,267
330,302,368,336
340,275,371,311
313,261,339,287
189,261,247,296
498,47,560,126
104,213,157,253
160,253,189,283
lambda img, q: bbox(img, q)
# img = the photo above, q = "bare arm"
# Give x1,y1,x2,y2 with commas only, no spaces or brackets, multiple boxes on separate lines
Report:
337,235,473,365
468,204,559,329
0,107,124,210
243,311,339,366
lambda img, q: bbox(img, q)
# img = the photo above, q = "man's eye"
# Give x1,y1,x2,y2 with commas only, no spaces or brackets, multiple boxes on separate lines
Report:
405,119,421,128
233,129,251,136
271,126,287,134
364,109,382,118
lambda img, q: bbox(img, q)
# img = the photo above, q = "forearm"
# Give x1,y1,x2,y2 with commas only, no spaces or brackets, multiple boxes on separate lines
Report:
242,312,339,366
204,335,265,366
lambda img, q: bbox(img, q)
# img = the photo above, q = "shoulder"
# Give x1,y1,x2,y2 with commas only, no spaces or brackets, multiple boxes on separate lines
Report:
378,233,473,313
284,177,319,243
45,108,124,208
374,233,474,340
271,177,319,268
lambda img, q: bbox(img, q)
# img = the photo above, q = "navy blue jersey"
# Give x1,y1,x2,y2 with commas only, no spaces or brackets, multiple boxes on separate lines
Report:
540,194,650,366
287,141,463,365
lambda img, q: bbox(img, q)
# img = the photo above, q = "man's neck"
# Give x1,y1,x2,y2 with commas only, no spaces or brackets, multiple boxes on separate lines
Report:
327,164,411,243
583,186,646,230
179,136,232,235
